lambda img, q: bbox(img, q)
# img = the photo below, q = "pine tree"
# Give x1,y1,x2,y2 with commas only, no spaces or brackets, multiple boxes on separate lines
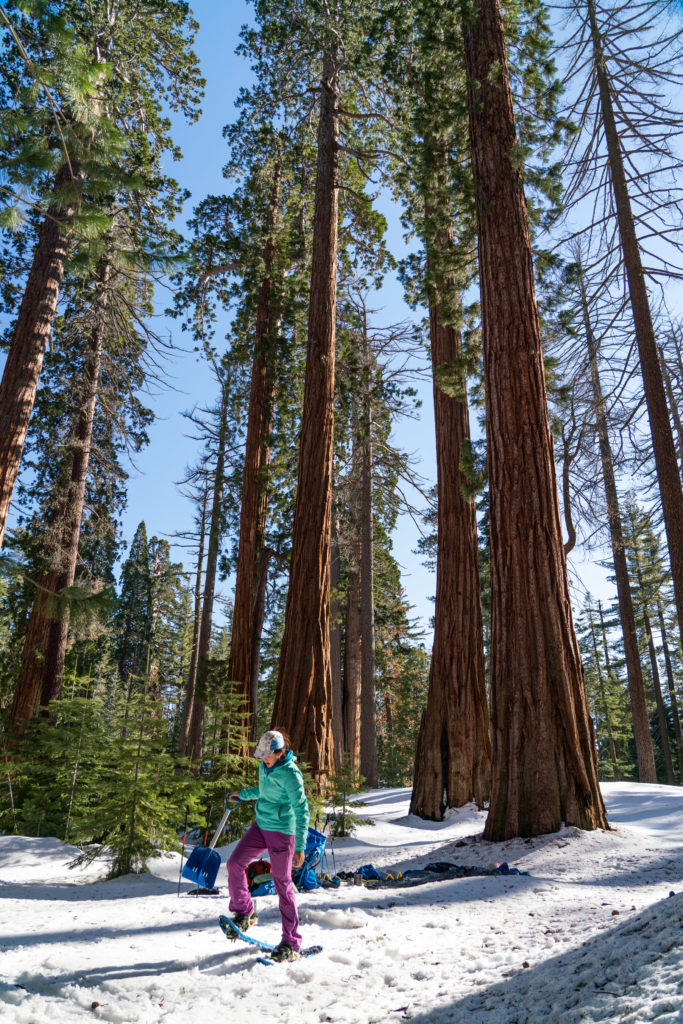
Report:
623,503,678,783
560,0,683,653
577,597,635,780
236,0,392,784
0,0,202,548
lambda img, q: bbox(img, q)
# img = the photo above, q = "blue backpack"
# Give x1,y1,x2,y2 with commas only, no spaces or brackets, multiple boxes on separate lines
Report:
250,826,327,897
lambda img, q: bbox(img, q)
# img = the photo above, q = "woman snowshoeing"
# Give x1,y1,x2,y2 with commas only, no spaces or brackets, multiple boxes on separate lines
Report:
227,728,309,961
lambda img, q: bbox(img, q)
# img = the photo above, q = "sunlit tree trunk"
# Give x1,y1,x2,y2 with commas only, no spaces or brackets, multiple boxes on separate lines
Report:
330,510,344,771
588,604,619,776
8,265,107,728
586,0,683,652
358,320,377,787
626,511,675,784
579,272,657,783
271,52,338,784
179,482,208,754
0,163,81,550
343,562,362,772
228,162,281,739
411,278,491,817
461,0,607,838
187,389,228,760
656,598,683,779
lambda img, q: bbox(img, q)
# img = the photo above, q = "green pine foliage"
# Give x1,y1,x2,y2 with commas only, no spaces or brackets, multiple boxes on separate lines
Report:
375,577,430,786
326,753,369,837
67,691,200,877
577,596,636,781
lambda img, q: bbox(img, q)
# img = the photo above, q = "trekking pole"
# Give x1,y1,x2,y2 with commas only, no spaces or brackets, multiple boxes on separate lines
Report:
177,806,189,898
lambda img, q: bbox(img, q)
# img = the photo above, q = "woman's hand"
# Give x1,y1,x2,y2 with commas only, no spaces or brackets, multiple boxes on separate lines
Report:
293,850,304,869
228,792,241,805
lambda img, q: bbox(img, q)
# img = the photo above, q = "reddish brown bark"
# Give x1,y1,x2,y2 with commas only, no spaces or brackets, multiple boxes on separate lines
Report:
228,163,281,739
658,347,683,479
580,273,657,782
179,483,208,755
462,0,607,839
343,562,362,772
249,545,273,721
330,512,344,771
186,389,228,760
0,164,81,550
358,326,378,788
8,267,107,728
586,0,683,654
410,292,492,817
271,52,338,784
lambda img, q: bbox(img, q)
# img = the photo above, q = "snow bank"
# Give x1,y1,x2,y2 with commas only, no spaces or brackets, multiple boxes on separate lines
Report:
0,782,681,1023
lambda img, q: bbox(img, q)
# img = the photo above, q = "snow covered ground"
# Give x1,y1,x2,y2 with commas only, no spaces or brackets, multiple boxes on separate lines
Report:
1,782,681,1023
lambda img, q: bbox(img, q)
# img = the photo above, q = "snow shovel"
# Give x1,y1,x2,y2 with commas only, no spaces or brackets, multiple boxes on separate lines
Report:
182,797,239,890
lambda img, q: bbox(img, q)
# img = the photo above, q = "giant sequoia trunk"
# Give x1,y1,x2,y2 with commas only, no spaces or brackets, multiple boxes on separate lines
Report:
271,52,338,783
586,0,683,653
410,286,491,818
0,163,81,550
8,267,107,730
228,163,281,739
579,273,657,782
461,0,607,839
186,391,228,760
358,324,378,788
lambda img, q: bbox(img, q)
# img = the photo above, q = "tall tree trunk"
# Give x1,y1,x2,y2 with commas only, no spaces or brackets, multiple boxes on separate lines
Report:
271,52,338,784
597,601,623,775
588,604,619,777
411,280,491,817
643,613,675,785
0,163,82,550
7,265,108,729
330,510,344,771
626,516,675,784
186,390,228,760
656,598,683,779
179,482,209,754
579,272,657,782
358,319,378,787
343,562,362,772
249,544,273,733
658,345,683,480
587,0,683,652
228,162,281,736
461,0,607,839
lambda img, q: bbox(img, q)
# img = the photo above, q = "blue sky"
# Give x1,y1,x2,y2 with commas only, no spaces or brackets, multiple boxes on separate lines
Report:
115,0,616,638
1,0,614,641
120,0,441,637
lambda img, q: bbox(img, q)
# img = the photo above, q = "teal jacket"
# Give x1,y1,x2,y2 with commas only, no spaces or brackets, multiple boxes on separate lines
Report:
239,751,309,852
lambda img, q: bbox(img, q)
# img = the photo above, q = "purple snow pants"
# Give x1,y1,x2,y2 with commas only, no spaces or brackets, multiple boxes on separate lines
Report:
227,822,301,950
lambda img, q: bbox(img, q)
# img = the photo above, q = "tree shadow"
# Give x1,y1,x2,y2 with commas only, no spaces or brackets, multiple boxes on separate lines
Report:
402,893,683,1024
0,874,183,901
14,947,254,993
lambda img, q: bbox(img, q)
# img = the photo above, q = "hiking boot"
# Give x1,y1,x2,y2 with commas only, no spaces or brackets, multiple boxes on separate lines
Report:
228,912,258,936
271,941,299,962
